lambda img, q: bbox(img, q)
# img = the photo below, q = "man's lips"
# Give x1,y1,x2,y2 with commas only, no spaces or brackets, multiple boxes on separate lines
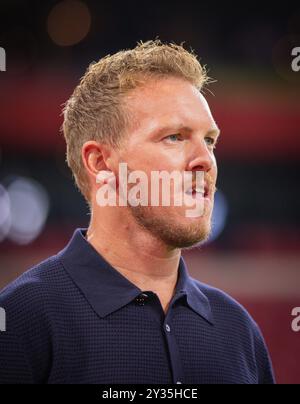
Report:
185,182,210,198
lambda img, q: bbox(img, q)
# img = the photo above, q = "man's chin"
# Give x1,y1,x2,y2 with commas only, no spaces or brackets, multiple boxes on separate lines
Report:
166,224,211,249
130,206,211,249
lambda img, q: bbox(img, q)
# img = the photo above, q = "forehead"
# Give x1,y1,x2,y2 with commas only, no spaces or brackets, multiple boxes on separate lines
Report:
124,77,216,133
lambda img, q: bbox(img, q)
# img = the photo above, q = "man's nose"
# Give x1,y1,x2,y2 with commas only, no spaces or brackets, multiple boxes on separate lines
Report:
187,139,215,173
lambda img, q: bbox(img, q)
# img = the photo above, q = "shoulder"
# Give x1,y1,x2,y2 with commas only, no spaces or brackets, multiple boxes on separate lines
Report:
0,254,68,383
0,253,72,334
192,279,275,383
191,278,269,350
0,253,65,298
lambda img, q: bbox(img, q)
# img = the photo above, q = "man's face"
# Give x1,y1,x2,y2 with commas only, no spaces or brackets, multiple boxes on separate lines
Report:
114,77,219,249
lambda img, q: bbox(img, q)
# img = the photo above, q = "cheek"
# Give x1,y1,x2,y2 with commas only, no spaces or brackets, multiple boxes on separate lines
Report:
124,146,186,172
151,146,187,171
211,155,218,179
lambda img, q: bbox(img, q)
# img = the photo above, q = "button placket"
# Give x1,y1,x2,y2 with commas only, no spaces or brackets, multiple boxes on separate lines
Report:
163,312,184,384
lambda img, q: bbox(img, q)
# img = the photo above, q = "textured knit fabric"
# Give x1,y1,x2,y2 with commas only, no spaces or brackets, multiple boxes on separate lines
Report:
0,228,275,384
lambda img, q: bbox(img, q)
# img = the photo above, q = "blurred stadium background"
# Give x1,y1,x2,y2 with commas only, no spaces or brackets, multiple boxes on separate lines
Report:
0,0,299,384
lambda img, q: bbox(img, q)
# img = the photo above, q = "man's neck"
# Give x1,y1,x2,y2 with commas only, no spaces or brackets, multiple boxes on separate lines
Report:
86,212,181,312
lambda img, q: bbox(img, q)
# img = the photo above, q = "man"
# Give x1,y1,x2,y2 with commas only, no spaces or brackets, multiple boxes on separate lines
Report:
0,40,275,384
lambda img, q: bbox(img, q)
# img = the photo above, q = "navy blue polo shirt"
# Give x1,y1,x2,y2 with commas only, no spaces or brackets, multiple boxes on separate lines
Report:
0,228,275,384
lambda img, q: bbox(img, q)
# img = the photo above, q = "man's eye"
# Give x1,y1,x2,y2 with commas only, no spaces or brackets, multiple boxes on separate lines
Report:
165,134,182,142
205,137,216,147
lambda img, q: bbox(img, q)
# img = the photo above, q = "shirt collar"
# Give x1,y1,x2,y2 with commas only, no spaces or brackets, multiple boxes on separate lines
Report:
176,256,214,324
58,228,214,325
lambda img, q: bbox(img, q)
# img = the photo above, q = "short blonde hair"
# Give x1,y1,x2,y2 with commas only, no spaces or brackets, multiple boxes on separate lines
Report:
62,39,209,200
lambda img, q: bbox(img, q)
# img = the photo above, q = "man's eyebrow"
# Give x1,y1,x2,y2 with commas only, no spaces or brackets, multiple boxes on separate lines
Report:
153,125,221,137
152,125,190,135
205,128,221,138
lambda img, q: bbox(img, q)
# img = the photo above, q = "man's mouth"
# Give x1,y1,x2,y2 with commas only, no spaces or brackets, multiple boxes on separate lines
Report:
185,183,209,199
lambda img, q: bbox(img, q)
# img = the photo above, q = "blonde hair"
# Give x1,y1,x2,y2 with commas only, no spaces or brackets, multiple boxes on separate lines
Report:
62,39,209,200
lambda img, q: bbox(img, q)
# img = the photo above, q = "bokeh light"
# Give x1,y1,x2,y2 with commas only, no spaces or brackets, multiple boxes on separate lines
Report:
0,184,11,242
207,189,229,244
47,0,91,47
6,177,50,245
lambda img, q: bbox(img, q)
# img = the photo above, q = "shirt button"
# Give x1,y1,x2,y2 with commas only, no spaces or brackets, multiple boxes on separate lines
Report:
135,293,148,306
165,324,171,333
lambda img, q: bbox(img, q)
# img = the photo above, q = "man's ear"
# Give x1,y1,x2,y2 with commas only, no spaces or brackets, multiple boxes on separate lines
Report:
81,141,113,181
